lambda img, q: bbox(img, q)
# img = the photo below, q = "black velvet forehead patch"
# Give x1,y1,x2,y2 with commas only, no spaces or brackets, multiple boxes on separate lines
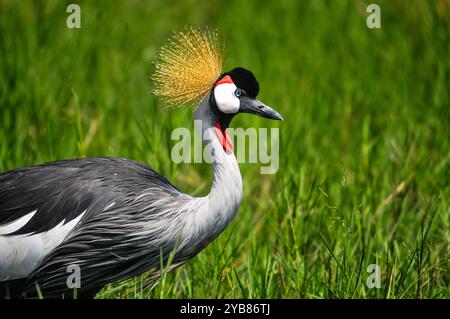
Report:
221,67,260,98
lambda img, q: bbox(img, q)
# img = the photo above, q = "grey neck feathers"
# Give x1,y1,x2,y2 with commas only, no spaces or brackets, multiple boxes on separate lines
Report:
180,96,242,248
195,95,243,205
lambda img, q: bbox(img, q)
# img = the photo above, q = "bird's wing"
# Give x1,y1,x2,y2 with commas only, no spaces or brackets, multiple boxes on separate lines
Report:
22,184,191,298
0,157,181,283
0,160,106,281
0,163,96,235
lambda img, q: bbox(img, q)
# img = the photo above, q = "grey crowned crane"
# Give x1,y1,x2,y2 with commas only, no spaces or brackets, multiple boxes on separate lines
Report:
0,27,283,298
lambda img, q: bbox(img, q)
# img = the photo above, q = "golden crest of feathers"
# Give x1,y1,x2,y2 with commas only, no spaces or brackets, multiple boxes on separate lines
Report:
152,27,224,108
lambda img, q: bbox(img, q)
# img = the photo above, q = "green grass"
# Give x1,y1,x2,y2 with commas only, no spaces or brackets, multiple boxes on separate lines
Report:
0,0,448,298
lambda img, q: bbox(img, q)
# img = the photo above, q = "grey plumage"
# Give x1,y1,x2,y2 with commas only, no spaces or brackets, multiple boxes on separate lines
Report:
1,158,197,297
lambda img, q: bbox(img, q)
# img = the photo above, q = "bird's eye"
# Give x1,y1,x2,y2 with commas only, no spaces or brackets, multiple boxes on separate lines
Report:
234,89,244,98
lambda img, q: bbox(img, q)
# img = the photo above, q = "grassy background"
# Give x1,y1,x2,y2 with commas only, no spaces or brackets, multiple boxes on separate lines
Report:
0,0,448,298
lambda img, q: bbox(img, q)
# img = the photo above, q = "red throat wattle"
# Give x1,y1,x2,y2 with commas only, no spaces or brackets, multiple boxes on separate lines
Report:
214,122,234,154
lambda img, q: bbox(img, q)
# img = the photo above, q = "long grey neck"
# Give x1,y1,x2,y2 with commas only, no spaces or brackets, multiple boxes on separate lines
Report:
195,96,242,214
180,96,242,249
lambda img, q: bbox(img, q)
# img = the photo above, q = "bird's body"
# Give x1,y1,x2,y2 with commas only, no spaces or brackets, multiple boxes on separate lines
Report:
1,157,191,296
0,96,244,298
0,27,281,298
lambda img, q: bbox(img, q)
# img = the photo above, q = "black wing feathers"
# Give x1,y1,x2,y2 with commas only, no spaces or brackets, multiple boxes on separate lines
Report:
0,157,179,235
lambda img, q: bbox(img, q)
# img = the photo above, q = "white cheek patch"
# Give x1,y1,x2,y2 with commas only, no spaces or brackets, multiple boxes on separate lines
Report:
214,83,240,114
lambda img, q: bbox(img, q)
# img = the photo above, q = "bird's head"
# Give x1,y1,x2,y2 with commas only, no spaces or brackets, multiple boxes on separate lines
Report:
197,67,282,154
211,67,283,124
152,27,283,142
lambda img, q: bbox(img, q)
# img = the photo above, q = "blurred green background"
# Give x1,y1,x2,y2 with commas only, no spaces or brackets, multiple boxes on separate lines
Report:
0,0,448,298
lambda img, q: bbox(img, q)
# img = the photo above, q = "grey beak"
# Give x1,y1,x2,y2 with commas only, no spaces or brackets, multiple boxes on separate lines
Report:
239,96,283,120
